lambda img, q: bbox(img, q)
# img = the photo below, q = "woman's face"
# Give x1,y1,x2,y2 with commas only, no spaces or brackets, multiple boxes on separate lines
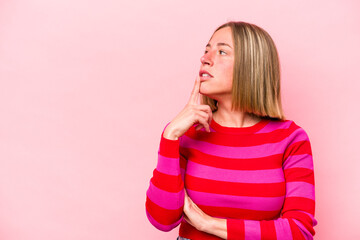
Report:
199,26,234,101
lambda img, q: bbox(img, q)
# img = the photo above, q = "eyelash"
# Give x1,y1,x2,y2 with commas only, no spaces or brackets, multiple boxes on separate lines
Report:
204,50,227,55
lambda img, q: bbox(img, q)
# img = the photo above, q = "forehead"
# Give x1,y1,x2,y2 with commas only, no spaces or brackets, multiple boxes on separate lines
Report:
208,26,233,47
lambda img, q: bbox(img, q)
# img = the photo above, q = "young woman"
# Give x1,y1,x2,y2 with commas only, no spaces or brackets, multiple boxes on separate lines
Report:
145,21,317,240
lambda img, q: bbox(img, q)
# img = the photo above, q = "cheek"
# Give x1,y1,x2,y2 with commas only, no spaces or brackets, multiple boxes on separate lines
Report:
224,63,234,85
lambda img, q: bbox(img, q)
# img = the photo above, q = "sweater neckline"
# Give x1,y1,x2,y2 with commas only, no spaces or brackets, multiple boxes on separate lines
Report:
210,117,269,134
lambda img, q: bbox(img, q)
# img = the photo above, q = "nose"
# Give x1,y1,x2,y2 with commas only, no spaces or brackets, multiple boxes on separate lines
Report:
200,52,213,66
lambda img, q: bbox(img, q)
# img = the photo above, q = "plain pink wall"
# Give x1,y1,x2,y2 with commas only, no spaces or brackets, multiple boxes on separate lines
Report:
0,0,359,239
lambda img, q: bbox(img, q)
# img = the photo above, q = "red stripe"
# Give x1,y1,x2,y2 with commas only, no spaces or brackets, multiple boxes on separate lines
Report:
159,135,180,158
180,148,283,170
283,140,312,162
288,219,306,239
227,218,245,240
180,221,225,240
151,169,183,193
282,197,315,215
260,220,277,239
180,154,187,169
184,125,292,147
145,196,182,225
284,168,315,184
198,205,280,220
288,121,302,135
185,174,285,197
283,212,315,236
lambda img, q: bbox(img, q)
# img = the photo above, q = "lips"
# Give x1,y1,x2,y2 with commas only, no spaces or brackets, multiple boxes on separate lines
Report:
199,70,213,82
199,70,213,77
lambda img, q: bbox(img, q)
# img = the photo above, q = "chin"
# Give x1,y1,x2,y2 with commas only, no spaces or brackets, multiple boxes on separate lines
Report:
200,92,218,101
200,85,221,100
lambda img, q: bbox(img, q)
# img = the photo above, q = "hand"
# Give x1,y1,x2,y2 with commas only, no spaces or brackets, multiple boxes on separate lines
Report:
183,190,213,233
163,75,213,140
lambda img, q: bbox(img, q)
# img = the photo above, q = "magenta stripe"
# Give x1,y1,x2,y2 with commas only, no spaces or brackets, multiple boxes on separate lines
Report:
180,129,309,159
186,189,285,211
285,128,309,146
286,182,315,200
244,220,261,240
274,218,292,239
147,182,184,210
300,210,318,226
146,209,182,232
156,154,181,176
257,120,292,133
195,123,216,132
283,154,314,170
186,160,284,183
180,168,185,181
293,219,313,240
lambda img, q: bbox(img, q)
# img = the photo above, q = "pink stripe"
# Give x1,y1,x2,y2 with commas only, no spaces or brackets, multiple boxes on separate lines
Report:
286,182,315,200
186,160,285,183
180,129,308,159
156,153,181,176
293,219,313,240
257,120,292,133
273,218,292,239
187,189,285,211
146,182,184,210
146,209,182,232
283,154,314,170
300,211,318,226
285,128,309,146
244,220,261,240
180,168,185,181
195,123,216,133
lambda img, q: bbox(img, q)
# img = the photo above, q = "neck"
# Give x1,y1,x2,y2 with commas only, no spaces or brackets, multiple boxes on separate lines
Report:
213,101,261,128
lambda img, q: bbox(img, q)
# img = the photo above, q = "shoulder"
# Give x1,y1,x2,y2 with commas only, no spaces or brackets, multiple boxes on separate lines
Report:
258,117,293,134
262,118,311,143
281,120,314,165
287,119,310,139
277,119,312,152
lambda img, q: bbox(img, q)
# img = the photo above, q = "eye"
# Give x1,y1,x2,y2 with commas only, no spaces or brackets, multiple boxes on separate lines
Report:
219,50,226,55
204,50,208,54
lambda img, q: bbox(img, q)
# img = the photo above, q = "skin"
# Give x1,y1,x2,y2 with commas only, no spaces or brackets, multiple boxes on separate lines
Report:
200,26,262,128
163,26,262,239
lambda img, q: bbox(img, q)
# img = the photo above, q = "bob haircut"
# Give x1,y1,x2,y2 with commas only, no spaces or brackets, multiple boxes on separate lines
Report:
201,21,286,121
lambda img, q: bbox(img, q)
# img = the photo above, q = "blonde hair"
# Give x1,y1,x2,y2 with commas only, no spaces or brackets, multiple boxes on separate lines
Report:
202,21,286,120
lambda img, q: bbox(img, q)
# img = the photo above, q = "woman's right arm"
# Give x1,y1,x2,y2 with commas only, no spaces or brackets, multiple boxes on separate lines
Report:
145,123,185,231
145,77,213,231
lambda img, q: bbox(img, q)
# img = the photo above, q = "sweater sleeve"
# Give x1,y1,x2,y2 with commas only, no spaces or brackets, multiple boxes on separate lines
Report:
145,123,186,231
226,126,318,240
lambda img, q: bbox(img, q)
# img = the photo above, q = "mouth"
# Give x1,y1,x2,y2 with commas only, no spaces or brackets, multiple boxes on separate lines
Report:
199,70,213,81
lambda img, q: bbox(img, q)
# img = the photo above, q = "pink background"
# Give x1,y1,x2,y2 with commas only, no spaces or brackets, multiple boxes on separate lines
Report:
0,0,359,239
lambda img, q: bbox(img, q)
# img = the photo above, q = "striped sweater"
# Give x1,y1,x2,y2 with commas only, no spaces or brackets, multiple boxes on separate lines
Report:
146,117,317,239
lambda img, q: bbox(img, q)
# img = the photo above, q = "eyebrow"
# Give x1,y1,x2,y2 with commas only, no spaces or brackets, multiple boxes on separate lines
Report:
206,42,233,49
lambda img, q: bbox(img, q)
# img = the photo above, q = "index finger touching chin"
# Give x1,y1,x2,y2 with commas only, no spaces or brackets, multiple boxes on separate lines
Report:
189,76,201,104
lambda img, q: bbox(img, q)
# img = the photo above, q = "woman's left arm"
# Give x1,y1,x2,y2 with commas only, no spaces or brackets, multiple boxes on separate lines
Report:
184,127,317,240
183,190,228,239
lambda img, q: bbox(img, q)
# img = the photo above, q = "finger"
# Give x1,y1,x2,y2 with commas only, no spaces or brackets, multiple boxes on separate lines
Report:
195,124,204,131
194,112,210,132
196,105,213,125
186,194,194,204
197,119,210,132
184,189,188,197
184,194,189,206
183,214,193,226
188,75,201,104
